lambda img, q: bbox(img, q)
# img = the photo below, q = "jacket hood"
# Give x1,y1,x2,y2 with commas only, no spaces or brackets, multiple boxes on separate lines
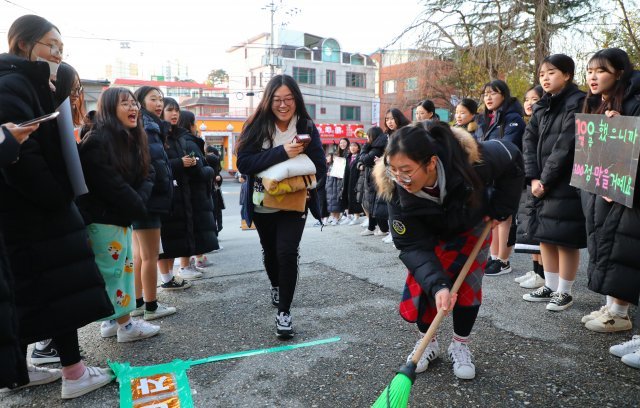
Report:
374,126,480,200
624,70,640,101
371,133,389,149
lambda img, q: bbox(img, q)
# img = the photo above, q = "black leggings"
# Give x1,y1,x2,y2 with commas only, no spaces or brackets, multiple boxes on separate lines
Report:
252,211,306,314
23,329,81,367
368,216,389,233
417,305,480,337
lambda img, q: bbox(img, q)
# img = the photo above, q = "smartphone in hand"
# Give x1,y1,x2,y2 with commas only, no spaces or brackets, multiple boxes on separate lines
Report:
294,134,311,147
18,111,60,127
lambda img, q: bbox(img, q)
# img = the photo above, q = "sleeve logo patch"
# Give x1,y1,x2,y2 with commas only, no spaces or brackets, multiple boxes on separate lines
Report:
392,220,406,235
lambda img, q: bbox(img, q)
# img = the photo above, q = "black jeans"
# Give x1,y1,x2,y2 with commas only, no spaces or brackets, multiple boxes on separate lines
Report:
252,210,306,314
23,329,82,367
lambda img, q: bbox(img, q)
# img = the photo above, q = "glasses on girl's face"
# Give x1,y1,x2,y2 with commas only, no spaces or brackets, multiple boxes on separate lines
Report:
386,165,423,185
36,41,63,57
272,96,295,106
483,91,501,98
71,86,83,96
120,100,140,110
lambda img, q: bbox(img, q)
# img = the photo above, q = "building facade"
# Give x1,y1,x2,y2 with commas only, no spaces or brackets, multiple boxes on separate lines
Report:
372,49,454,124
226,30,378,145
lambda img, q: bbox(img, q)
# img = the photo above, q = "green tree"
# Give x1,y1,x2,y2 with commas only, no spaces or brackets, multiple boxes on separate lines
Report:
597,0,640,66
206,69,229,86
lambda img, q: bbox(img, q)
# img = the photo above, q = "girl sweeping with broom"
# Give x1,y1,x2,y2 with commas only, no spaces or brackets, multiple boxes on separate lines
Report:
375,122,523,380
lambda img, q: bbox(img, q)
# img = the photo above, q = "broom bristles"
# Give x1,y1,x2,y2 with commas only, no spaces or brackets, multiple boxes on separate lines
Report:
371,372,413,408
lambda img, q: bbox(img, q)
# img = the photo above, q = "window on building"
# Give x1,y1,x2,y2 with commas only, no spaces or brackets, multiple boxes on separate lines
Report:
326,69,336,86
321,38,341,63
406,77,418,91
351,54,365,65
293,67,316,84
251,76,256,86
295,48,312,60
320,107,326,114
245,77,249,87
346,72,366,88
340,106,361,121
306,104,316,119
383,80,396,94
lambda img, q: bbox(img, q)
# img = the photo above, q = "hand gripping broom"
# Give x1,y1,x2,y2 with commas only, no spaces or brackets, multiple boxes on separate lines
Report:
372,222,492,408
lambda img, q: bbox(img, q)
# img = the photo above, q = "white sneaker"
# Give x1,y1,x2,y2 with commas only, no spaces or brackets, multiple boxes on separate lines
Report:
584,310,632,332
100,320,117,338
610,335,640,358
189,258,206,273
360,229,374,236
179,265,203,280
406,336,440,373
581,305,608,324
621,350,640,369
143,303,177,321
61,367,114,399
0,364,62,393
360,218,369,228
373,228,388,237
448,342,476,380
117,320,160,343
382,234,393,244
130,304,144,317
514,271,536,283
520,274,545,289
339,215,352,225
348,218,360,225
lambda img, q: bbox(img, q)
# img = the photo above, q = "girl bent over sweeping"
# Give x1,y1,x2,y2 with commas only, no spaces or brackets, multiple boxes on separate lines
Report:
375,123,523,379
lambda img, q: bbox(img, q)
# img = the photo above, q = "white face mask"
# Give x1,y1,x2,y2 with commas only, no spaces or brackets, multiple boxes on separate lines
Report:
36,56,60,80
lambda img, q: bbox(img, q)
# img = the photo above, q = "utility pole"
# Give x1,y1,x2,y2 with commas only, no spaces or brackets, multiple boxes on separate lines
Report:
263,1,277,77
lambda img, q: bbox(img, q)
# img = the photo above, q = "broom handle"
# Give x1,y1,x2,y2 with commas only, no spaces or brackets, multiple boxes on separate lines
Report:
411,221,492,366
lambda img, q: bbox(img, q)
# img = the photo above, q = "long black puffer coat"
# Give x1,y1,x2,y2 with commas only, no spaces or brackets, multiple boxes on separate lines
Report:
523,83,586,248
0,126,28,389
160,127,218,258
342,152,363,214
140,110,173,214
325,165,344,213
0,53,114,345
359,133,388,213
583,71,640,304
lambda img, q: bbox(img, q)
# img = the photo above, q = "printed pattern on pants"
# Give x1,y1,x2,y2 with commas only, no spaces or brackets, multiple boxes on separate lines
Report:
88,223,134,320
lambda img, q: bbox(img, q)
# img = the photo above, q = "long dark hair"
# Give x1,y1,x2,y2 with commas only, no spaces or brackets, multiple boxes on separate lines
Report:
387,123,483,206
55,62,86,126
583,48,634,114
134,86,164,119
8,15,59,58
91,87,150,181
418,99,436,113
336,137,350,157
384,108,411,135
237,74,311,153
367,126,384,144
539,54,575,83
177,109,196,131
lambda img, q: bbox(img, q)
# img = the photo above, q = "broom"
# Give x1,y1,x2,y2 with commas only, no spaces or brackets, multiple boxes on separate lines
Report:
372,221,492,408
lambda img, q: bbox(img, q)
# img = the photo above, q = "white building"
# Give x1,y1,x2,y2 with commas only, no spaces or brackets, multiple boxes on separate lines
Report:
226,30,378,143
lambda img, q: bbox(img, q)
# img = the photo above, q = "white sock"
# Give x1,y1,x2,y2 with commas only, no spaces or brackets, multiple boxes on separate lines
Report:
606,296,614,307
609,302,629,317
118,318,133,330
490,254,498,260
452,333,469,344
160,272,174,283
499,258,509,264
557,278,575,295
544,271,559,291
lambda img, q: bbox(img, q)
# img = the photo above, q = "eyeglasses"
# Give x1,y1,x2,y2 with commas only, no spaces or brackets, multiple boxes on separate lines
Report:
35,41,63,57
71,86,83,95
483,91,501,98
120,100,140,110
272,96,295,106
386,165,424,185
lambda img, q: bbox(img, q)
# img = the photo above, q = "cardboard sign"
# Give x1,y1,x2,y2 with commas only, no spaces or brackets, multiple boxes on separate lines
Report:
570,114,640,208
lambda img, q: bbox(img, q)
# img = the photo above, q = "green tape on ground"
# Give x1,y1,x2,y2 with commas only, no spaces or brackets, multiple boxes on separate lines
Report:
109,337,340,407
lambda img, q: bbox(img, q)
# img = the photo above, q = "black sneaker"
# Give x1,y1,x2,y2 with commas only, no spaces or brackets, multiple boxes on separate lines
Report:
271,287,279,307
523,286,554,302
546,292,574,311
484,259,512,276
161,276,192,291
275,312,293,339
30,339,60,365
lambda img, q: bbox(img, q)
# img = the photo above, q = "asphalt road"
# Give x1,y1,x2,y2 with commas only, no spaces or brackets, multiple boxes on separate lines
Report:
2,182,638,407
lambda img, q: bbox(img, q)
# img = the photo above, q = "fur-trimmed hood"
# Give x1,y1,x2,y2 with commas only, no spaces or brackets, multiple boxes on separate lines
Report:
374,126,481,201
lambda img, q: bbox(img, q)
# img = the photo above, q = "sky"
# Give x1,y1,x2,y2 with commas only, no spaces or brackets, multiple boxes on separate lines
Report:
0,0,425,82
